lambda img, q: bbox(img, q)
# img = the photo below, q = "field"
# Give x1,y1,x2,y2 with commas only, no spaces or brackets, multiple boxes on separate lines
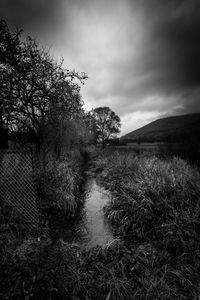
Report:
115,142,165,152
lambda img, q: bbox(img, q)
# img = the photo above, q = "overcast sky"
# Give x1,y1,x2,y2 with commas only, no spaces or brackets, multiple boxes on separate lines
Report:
1,0,200,135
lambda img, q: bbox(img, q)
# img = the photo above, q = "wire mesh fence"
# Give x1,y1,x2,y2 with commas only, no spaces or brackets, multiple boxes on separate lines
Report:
0,149,41,236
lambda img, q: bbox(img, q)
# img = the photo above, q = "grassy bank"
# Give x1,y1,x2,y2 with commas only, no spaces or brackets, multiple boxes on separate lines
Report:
36,148,91,240
1,149,200,299
94,150,200,298
96,152,200,245
37,149,89,215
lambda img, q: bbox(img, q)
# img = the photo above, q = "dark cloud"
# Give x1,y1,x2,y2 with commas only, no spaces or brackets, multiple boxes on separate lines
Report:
110,0,200,122
152,0,200,89
0,0,65,33
137,1,200,91
1,0,200,133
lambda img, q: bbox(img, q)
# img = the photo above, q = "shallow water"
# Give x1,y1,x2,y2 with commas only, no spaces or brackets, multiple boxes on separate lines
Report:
62,178,114,248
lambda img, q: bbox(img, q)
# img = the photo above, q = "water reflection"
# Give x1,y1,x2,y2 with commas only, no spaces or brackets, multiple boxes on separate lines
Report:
62,178,114,248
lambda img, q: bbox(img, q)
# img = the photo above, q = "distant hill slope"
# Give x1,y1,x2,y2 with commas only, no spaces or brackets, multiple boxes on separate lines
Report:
121,113,200,143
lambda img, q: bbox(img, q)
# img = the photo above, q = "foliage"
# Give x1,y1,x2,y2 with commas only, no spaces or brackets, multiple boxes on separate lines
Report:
92,107,121,148
44,117,96,158
0,19,87,150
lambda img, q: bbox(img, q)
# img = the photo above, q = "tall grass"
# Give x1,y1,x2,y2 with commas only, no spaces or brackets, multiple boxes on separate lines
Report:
1,150,200,299
38,149,84,215
44,158,78,214
95,151,200,298
98,153,200,245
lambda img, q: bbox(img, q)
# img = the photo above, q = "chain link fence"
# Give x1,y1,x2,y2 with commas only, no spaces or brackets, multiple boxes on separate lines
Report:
0,149,41,236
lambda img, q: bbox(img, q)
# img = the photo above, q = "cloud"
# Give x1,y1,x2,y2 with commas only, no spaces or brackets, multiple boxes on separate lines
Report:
0,0,65,36
145,0,200,89
1,0,200,134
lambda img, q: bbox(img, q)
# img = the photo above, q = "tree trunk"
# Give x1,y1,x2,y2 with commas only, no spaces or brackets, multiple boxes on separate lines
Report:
102,139,105,149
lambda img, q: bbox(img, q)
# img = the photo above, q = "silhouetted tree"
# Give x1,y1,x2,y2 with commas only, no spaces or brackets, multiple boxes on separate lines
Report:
92,107,121,148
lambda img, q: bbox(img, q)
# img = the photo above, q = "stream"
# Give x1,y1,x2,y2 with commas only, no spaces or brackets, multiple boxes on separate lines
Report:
57,177,114,248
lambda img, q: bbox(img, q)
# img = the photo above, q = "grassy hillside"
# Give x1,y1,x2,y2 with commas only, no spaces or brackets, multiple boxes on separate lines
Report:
121,113,200,143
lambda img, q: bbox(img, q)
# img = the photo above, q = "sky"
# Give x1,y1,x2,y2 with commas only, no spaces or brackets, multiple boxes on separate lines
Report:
1,0,200,135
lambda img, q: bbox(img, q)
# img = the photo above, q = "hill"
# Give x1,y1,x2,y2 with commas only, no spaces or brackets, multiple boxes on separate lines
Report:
121,113,200,143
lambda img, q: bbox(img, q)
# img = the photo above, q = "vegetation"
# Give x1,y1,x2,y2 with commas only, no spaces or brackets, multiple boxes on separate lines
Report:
0,19,92,214
92,107,121,148
37,151,83,214
0,236,149,299
0,20,87,151
1,151,200,299
93,150,200,298
2,18,200,300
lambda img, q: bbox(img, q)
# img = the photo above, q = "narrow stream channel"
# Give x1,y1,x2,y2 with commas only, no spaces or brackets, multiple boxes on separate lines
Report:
61,178,114,248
